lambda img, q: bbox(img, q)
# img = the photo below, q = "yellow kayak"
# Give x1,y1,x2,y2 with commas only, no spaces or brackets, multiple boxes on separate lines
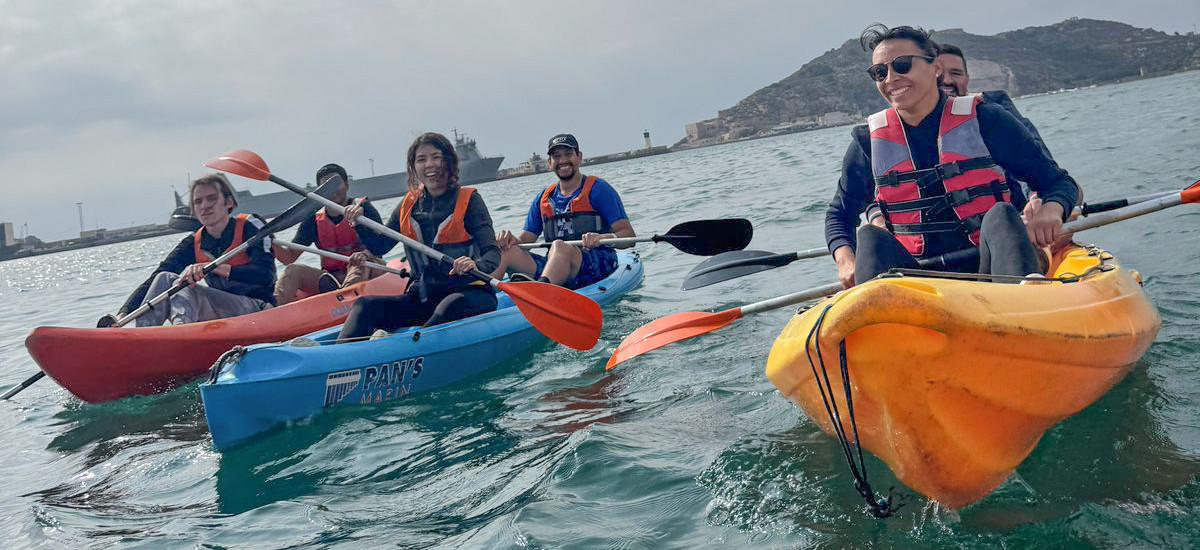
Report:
765,244,1160,508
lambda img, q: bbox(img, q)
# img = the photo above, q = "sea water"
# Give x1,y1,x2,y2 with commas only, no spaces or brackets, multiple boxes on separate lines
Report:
1,71,1198,549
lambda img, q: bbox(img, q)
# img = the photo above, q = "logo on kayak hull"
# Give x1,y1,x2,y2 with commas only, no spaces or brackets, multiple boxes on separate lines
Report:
359,357,423,404
324,369,361,406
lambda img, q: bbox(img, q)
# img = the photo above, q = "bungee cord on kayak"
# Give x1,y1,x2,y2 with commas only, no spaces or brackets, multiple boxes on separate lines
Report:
804,301,902,519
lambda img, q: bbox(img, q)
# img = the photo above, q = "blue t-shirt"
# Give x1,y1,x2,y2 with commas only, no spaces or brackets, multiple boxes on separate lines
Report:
523,176,628,239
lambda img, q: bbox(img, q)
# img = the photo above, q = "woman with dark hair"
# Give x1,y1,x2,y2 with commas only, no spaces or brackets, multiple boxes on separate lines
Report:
337,132,500,340
824,24,1077,288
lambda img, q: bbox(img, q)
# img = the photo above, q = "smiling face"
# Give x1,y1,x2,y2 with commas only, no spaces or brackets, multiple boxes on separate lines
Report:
548,146,581,181
191,182,235,228
413,144,449,194
938,53,969,96
872,38,941,115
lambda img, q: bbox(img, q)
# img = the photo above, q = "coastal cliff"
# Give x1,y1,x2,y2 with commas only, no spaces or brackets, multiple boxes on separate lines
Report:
682,18,1200,146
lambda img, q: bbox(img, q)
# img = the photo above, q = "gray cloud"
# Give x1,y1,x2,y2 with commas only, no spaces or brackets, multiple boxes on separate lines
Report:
2,0,1197,240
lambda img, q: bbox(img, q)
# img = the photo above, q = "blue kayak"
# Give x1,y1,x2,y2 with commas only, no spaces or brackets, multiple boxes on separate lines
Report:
200,251,643,450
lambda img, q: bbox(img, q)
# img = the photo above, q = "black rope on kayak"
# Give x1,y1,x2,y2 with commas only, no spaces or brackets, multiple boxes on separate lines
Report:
804,303,901,518
209,346,245,383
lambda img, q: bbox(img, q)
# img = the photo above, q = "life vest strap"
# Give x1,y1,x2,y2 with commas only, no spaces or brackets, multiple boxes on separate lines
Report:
875,156,996,187
881,181,1005,214
876,201,895,233
889,212,985,235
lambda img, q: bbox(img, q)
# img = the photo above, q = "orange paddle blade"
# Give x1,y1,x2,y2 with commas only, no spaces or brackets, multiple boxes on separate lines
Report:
203,149,271,181
499,281,603,350
1182,179,1200,204
606,307,742,370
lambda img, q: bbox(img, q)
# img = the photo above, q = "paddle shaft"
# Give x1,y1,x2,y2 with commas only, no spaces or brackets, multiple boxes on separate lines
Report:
5,229,299,399
3,224,266,399
113,238,259,327
724,187,1194,319
0,372,42,400
266,176,499,288
1065,189,1189,232
5,243,250,391
687,189,1183,289
274,239,407,277
770,192,1178,263
1079,190,1176,216
518,235,647,249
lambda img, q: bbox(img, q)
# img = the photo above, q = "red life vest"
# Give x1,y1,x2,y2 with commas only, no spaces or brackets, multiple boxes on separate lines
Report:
537,175,607,242
193,213,252,266
314,202,366,272
869,94,1010,256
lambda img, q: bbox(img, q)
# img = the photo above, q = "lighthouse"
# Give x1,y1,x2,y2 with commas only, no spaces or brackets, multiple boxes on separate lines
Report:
643,130,652,151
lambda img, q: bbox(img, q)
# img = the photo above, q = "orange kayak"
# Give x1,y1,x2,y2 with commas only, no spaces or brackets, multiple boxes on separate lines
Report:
765,245,1160,507
26,261,408,402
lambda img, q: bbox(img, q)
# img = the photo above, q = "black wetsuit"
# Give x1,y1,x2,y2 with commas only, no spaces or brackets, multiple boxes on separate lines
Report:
824,93,1078,280
337,189,500,340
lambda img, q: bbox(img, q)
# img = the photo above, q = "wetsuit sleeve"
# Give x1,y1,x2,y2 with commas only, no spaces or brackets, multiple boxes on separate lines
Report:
351,201,385,247
359,205,401,256
117,235,196,315
824,125,873,254
978,103,1077,220
291,216,318,247
228,216,277,288
522,192,544,237
588,179,629,226
983,90,1051,159
465,192,501,275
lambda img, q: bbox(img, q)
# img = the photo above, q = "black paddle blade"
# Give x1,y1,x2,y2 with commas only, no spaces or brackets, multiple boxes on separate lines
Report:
661,218,753,256
681,249,800,290
259,174,342,234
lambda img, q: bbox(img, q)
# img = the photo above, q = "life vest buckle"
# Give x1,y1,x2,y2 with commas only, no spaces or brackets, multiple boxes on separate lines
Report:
947,188,972,206
937,161,963,179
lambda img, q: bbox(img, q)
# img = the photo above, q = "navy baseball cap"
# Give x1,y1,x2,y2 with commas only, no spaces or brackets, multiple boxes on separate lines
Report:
547,133,580,154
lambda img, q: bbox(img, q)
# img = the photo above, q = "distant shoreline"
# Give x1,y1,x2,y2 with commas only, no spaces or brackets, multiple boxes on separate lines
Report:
8,69,1195,263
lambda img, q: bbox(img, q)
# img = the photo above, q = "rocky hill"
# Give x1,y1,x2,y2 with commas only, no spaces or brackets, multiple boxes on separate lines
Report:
682,18,1200,146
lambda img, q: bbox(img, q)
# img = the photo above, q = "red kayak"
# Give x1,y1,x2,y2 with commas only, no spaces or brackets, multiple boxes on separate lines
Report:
26,260,409,402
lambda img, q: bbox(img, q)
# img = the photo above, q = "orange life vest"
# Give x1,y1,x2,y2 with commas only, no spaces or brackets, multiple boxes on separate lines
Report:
193,213,252,266
394,186,480,297
869,94,1010,256
314,202,366,272
396,186,475,245
537,175,607,242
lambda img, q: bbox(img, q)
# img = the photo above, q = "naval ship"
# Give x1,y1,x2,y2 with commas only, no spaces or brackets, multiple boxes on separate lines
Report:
172,131,504,220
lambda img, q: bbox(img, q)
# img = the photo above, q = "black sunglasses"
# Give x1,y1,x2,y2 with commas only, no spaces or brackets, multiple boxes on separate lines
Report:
867,54,935,82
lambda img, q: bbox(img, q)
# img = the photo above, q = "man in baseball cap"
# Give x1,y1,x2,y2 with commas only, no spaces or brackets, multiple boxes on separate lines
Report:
492,133,636,288
546,133,580,153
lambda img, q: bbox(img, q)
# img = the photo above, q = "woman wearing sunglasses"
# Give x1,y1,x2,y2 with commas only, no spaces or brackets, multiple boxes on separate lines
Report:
824,24,1078,288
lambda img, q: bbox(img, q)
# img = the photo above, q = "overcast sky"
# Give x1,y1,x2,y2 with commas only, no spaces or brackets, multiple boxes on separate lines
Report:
3,0,1198,241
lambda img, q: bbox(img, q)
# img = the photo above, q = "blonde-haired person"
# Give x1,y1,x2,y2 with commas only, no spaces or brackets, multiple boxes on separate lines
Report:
100,174,276,327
